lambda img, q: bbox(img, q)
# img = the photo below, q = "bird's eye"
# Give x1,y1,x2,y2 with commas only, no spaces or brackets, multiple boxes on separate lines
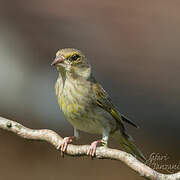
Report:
71,54,80,61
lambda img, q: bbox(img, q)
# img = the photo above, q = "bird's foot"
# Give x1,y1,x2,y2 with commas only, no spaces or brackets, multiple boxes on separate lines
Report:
87,139,104,157
57,136,75,153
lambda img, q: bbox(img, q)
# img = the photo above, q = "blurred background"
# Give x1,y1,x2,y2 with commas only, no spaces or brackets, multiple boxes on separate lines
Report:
0,0,180,179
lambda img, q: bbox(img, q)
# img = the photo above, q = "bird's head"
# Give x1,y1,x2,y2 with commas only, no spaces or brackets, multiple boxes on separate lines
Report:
52,48,91,79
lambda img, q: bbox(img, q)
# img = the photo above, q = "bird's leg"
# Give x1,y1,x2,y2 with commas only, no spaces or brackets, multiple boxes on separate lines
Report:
57,128,80,152
87,131,109,157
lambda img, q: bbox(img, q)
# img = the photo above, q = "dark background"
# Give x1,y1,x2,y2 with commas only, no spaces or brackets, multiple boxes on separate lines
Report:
0,0,179,179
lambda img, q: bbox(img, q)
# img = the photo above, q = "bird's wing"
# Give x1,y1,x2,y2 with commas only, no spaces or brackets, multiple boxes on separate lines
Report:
93,83,138,128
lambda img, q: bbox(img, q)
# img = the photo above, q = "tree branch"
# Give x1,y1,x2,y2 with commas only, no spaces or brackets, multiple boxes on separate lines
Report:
0,116,179,180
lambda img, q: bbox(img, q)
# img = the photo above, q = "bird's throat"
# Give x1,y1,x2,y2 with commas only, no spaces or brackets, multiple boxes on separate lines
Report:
58,68,66,88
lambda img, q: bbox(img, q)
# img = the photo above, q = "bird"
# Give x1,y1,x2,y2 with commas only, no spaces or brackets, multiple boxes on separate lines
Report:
51,48,146,161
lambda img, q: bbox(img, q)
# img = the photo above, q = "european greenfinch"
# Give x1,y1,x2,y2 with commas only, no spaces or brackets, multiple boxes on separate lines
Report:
51,48,145,161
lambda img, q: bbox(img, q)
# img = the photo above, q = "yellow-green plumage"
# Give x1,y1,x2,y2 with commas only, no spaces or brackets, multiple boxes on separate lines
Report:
53,48,146,161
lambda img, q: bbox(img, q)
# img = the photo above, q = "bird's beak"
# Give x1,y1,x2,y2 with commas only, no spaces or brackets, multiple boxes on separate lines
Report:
51,56,64,66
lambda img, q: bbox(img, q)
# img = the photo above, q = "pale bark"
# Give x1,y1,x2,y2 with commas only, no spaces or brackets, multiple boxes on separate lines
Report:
0,116,179,180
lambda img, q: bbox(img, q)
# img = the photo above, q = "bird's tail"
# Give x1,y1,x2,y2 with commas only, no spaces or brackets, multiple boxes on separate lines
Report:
111,130,146,161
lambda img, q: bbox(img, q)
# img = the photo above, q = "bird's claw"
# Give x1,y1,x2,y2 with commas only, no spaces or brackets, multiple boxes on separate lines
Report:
57,137,74,155
87,139,104,157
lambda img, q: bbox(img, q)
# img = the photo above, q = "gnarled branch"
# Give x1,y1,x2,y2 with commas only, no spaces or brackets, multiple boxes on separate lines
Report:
0,116,179,180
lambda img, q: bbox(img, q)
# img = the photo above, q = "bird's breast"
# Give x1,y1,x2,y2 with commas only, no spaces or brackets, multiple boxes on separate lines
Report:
55,75,116,134
55,76,93,117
